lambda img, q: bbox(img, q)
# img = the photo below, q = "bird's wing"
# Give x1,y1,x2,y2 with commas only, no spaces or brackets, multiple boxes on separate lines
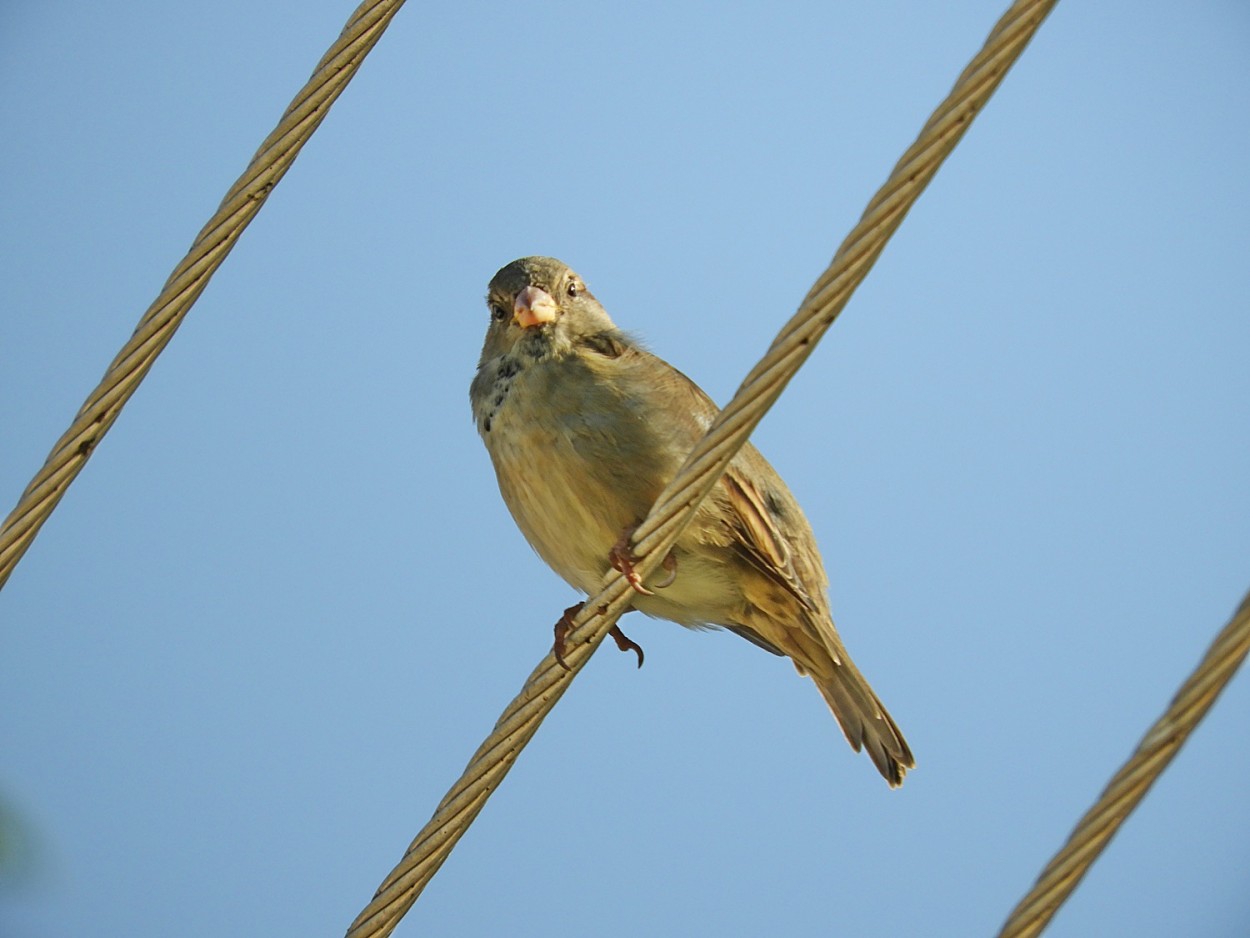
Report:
625,342,825,616
721,464,821,614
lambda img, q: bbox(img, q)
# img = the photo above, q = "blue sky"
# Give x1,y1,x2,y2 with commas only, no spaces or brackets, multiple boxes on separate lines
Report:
2,2,1247,936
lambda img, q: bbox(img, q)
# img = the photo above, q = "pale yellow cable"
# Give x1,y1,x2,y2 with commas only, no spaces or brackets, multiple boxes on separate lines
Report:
997,587,1250,938
346,2,1060,935
0,0,408,589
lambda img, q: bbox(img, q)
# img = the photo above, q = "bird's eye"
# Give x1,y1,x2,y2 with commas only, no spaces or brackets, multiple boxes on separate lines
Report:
489,303,508,322
566,280,581,298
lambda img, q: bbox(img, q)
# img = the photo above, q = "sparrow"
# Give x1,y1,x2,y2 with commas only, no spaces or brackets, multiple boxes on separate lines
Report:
470,256,914,786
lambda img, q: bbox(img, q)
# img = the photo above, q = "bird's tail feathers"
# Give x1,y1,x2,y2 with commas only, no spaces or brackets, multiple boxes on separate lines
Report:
791,618,914,787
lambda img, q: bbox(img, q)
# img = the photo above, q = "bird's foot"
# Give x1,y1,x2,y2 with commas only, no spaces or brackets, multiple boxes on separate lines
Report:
609,526,677,594
609,527,652,594
552,603,645,670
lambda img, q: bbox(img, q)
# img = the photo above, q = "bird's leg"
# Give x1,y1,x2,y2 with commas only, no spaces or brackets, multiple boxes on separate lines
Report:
609,525,678,594
553,603,645,669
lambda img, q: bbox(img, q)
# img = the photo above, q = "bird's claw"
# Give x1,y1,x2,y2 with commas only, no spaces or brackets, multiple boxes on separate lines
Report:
609,526,677,594
609,528,652,594
609,624,645,668
553,602,583,670
654,552,678,589
552,602,645,669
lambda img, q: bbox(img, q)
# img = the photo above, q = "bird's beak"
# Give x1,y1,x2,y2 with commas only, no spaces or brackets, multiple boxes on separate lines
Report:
514,285,558,329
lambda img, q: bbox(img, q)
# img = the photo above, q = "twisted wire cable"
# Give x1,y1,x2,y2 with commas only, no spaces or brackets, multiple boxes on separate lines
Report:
0,0,407,591
346,2,1059,935
997,587,1250,938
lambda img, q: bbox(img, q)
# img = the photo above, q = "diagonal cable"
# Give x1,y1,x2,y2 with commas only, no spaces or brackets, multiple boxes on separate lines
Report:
997,587,1250,938
346,2,1059,936
0,0,407,591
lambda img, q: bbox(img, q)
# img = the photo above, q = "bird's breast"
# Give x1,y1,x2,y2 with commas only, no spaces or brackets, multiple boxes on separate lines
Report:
476,354,676,596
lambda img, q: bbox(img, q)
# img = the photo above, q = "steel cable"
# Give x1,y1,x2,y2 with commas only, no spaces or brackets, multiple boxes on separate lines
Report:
0,0,407,590
997,588,1250,937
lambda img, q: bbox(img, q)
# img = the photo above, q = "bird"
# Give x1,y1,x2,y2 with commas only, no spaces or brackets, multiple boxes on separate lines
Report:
470,256,914,786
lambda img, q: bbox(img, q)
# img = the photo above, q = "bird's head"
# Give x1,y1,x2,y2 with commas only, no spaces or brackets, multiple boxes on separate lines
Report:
479,256,617,362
